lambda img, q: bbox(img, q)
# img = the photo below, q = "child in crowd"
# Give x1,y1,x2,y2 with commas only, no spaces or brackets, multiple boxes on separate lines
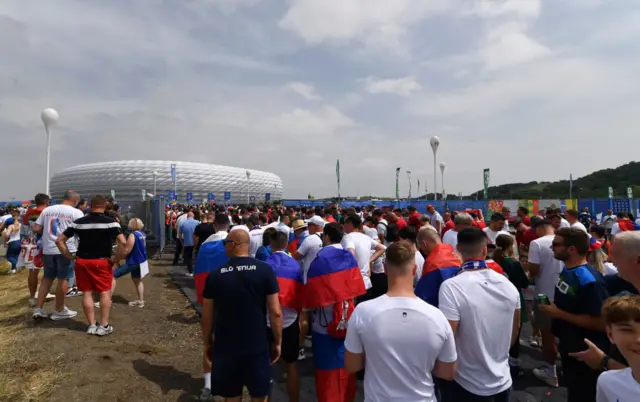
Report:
596,295,640,401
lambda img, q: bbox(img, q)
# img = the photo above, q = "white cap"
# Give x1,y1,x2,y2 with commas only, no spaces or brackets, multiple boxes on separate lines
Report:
305,216,325,228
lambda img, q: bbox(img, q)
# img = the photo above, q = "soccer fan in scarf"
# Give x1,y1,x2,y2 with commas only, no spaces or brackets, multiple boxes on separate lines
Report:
345,240,456,401
439,227,521,401
304,222,365,402
266,231,304,402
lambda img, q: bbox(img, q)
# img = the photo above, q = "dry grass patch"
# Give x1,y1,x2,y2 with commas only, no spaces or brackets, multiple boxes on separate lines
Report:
0,265,69,402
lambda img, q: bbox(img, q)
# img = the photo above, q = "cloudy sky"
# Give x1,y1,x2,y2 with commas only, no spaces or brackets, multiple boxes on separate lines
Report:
1,0,639,200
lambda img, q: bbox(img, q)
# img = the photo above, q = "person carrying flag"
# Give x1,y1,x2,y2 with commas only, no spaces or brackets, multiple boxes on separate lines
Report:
414,229,461,307
265,231,304,402
611,211,638,237
304,222,366,402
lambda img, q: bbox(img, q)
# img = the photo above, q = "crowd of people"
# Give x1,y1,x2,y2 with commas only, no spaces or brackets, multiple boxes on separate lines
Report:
161,202,640,402
3,197,640,402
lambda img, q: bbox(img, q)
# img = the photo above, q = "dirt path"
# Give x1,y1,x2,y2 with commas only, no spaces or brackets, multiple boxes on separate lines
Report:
0,260,205,402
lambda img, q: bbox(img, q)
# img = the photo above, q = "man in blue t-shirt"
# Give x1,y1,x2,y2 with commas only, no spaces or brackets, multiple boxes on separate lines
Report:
201,229,283,401
538,227,610,402
178,212,200,274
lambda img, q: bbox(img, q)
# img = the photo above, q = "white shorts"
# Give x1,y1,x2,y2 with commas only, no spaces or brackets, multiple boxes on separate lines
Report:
18,239,41,270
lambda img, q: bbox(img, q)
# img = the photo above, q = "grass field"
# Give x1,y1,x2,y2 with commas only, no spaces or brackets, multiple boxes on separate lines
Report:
0,264,68,402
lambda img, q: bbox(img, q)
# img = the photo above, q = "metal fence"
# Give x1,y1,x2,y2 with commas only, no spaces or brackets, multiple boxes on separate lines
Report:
122,197,166,255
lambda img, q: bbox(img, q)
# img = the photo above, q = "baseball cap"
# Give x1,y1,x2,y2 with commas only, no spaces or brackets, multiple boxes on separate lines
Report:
292,219,306,231
305,216,325,228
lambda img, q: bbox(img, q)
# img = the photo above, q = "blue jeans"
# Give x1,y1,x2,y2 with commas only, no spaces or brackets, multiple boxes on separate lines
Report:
6,240,21,270
114,263,141,279
43,254,74,281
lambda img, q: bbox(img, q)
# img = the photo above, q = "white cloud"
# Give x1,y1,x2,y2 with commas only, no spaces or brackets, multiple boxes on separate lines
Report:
363,76,422,97
286,82,322,100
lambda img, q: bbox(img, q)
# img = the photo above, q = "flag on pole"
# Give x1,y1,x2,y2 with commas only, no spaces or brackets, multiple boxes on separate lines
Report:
569,173,573,199
483,168,490,199
395,167,401,201
171,164,177,188
336,159,341,201
417,179,421,196
406,170,412,200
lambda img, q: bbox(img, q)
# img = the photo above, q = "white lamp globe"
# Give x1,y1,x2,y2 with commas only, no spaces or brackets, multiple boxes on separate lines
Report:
41,108,59,128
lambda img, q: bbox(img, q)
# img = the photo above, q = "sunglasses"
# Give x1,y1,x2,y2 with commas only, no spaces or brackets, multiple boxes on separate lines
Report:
222,239,236,246
551,242,565,248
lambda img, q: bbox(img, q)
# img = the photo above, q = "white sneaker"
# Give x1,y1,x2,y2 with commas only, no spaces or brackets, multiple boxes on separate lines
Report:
66,287,83,297
45,293,56,300
128,300,145,308
8,269,16,274
86,324,98,335
32,308,48,319
50,307,78,321
297,348,306,361
533,367,559,387
29,298,36,307
94,302,100,308
96,325,114,336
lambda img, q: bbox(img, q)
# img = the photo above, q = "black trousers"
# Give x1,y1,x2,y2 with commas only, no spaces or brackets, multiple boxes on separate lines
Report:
448,381,510,402
509,323,522,359
172,239,183,265
562,353,598,402
183,246,194,273
370,273,388,299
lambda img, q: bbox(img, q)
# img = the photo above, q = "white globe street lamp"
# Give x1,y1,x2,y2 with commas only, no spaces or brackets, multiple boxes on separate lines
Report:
41,108,59,195
439,162,446,200
430,136,440,200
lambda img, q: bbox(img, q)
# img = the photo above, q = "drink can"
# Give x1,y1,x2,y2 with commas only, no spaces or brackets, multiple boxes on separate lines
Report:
536,294,550,305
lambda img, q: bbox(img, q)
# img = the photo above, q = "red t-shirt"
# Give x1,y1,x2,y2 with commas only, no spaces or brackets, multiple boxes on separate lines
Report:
22,207,45,225
473,220,486,229
396,217,408,231
326,215,336,223
520,228,539,249
521,216,532,226
441,220,455,238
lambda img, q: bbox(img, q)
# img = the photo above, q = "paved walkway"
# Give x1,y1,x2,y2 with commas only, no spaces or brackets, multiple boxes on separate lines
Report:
159,245,567,401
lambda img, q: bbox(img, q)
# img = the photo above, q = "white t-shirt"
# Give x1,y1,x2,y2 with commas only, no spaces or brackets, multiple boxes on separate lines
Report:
345,295,457,402
596,368,640,402
248,227,265,258
377,219,388,245
603,262,618,276
364,226,385,275
414,251,425,285
528,234,564,301
203,231,228,244
570,221,588,233
442,229,458,250
560,218,571,228
342,232,384,289
603,215,617,229
35,204,84,255
439,269,520,396
429,212,444,233
0,214,11,225
297,233,323,283
611,222,623,236
483,227,511,245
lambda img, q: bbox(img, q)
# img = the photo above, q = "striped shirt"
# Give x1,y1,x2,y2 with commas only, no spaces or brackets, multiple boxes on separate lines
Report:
63,212,122,259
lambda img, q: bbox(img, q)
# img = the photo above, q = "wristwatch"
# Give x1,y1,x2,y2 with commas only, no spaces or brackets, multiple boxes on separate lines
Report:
601,355,610,371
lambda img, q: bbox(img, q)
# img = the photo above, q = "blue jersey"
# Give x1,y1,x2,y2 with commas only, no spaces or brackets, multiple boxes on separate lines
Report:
552,264,610,354
126,231,147,265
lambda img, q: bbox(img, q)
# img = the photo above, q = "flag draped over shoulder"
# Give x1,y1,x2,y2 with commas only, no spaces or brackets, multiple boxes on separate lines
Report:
618,219,637,232
194,240,228,304
305,247,365,309
415,244,461,307
266,252,304,312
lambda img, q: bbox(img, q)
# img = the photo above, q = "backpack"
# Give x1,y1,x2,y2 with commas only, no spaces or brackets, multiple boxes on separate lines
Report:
326,299,355,339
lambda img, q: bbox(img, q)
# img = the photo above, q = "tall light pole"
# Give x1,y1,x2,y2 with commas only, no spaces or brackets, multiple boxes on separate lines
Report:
406,170,412,200
41,108,59,195
439,162,446,200
246,170,251,205
153,171,158,199
430,136,440,201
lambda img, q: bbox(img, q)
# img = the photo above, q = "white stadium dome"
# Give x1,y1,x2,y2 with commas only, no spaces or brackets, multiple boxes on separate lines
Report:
50,160,283,204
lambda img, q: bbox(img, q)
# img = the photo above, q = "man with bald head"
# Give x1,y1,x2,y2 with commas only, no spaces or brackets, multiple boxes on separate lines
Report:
200,226,283,402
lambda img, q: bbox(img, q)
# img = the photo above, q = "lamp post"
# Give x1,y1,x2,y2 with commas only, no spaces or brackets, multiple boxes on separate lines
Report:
153,171,158,199
41,108,59,195
406,170,412,201
430,136,440,200
246,170,251,205
439,162,446,200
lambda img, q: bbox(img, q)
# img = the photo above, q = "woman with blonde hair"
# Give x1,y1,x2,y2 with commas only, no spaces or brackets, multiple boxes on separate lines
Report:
112,218,149,307
587,240,617,276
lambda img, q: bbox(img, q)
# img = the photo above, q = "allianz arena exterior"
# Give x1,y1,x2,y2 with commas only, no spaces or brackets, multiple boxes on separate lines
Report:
49,160,283,204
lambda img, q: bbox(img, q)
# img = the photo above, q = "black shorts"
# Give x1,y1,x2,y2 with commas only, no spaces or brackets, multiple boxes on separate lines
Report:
211,351,271,398
269,317,300,364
